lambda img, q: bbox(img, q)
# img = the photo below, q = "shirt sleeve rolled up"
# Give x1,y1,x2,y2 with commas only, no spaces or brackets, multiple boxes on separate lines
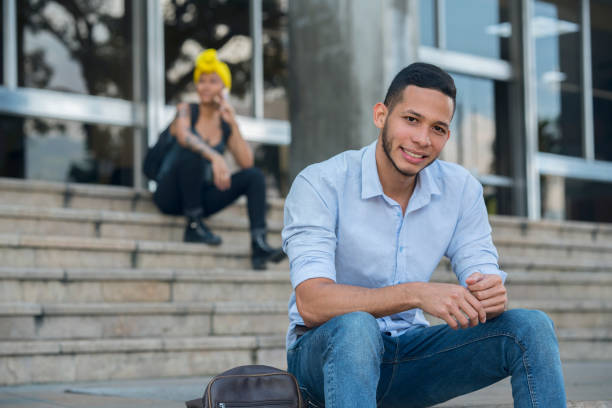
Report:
282,173,338,289
445,175,507,286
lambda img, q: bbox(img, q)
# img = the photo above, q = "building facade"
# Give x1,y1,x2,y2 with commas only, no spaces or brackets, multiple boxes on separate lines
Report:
1,0,611,222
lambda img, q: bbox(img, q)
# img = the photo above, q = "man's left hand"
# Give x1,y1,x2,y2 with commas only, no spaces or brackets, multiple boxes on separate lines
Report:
465,272,507,320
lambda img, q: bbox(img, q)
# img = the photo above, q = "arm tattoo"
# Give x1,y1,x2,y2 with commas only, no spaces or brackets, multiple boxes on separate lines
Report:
184,131,216,159
177,105,189,117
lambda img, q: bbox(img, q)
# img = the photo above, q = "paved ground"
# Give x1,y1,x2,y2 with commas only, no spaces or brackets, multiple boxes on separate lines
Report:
1,361,611,407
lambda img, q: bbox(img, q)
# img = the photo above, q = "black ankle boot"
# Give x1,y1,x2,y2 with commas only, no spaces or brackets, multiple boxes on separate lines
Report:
251,228,286,270
183,210,222,246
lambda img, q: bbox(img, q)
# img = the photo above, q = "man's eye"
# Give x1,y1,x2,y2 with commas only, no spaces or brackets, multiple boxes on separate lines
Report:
434,126,446,134
405,116,417,122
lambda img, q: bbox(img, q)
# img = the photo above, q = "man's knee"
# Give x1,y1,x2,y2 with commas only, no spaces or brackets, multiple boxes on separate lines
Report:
326,311,383,358
499,309,556,343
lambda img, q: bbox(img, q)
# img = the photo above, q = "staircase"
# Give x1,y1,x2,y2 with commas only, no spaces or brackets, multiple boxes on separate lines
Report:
1,177,611,386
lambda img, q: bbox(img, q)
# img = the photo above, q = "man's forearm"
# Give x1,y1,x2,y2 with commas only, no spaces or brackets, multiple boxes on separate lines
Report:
296,279,423,328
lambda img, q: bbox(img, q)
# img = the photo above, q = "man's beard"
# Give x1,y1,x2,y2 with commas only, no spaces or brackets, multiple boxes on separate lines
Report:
381,120,437,178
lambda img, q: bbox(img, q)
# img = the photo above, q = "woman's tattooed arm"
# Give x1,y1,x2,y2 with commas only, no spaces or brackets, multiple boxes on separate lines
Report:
175,104,220,161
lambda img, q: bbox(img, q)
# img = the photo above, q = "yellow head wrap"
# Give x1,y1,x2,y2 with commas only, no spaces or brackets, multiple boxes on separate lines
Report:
193,49,232,90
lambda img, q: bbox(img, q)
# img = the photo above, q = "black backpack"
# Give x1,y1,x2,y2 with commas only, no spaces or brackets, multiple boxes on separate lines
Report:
186,365,303,408
143,104,199,181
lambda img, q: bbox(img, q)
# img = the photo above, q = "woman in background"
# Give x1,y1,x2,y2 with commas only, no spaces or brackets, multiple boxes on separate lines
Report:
153,49,285,270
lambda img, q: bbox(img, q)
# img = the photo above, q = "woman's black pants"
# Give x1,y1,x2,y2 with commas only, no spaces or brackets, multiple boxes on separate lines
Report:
153,147,267,232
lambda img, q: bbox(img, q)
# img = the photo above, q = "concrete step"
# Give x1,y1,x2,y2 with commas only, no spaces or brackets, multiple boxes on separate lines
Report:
0,234,289,270
4,178,612,245
0,177,285,222
0,267,292,303
493,235,612,261
0,335,286,385
491,215,612,245
3,298,611,341
3,267,611,305
0,204,283,243
431,270,612,300
2,231,610,273
422,300,612,330
0,329,609,386
0,301,289,340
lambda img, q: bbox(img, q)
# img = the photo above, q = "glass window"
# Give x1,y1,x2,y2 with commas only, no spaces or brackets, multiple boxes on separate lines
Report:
1,3,4,85
17,0,133,99
0,116,25,178
0,114,134,187
483,185,514,215
419,0,435,47
263,0,289,121
445,0,511,60
163,0,252,116
591,0,612,162
541,175,612,223
444,73,512,178
534,0,582,157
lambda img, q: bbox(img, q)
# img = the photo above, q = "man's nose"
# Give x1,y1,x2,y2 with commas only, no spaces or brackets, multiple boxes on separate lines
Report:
411,128,431,147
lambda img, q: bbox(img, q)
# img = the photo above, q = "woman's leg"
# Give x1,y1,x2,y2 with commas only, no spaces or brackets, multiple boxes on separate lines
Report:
155,148,221,244
201,167,285,269
200,167,266,228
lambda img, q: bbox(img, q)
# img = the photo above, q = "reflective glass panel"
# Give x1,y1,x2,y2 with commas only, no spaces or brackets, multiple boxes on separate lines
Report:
534,0,582,157
483,185,513,215
444,73,512,178
1,3,4,85
163,0,252,116
445,0,511,60
419,0,435,46
541,175,612,223
591,0,612,162
17,0,133,99
263,0,289,120
0,114,134,186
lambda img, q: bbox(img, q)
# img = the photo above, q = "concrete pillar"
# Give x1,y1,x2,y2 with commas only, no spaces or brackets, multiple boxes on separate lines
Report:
288,0,420,180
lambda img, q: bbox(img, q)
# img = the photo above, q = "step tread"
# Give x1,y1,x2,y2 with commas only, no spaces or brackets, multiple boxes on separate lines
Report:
0,334,285,356
0,266,289,281
1,327,608,357
3,299,612,316
4,266,612,284
0,301,289,315
0,203,283,232
0,178,285,209
0,233,249,255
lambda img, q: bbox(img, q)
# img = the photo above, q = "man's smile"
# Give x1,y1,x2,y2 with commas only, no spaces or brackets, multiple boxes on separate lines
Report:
400,147,427,164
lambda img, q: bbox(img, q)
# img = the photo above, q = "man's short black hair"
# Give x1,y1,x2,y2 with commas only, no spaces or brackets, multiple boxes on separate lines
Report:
383,62,456,114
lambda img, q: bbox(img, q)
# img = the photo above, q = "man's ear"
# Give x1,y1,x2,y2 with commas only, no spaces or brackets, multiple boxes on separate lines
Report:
373,102,387,130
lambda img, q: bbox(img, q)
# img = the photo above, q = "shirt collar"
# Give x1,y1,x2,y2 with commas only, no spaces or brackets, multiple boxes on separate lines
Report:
361,141,384,199
360,140,442,208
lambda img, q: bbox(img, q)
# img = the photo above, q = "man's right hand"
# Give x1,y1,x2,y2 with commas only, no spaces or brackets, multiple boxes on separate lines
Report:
415,282,486,329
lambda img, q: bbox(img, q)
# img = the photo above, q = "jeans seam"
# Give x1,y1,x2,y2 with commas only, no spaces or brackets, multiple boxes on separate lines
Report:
378,335,400,406
393,331,527,363
524,351,537,407
328,339,335,408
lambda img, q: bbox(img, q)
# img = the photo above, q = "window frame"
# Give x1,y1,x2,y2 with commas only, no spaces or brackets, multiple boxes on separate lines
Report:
0,0,290,189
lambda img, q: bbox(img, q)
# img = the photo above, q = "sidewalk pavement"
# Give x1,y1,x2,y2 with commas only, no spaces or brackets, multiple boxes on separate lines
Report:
1,361,611,407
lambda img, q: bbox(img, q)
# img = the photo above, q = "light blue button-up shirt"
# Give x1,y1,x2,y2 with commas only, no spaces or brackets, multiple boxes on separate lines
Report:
282,141,507,348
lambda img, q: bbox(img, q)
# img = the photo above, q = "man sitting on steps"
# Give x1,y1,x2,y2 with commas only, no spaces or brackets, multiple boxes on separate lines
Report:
281,63,566,407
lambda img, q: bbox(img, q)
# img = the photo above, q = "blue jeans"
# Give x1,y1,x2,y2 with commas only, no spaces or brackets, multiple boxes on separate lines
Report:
287,310,566,408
